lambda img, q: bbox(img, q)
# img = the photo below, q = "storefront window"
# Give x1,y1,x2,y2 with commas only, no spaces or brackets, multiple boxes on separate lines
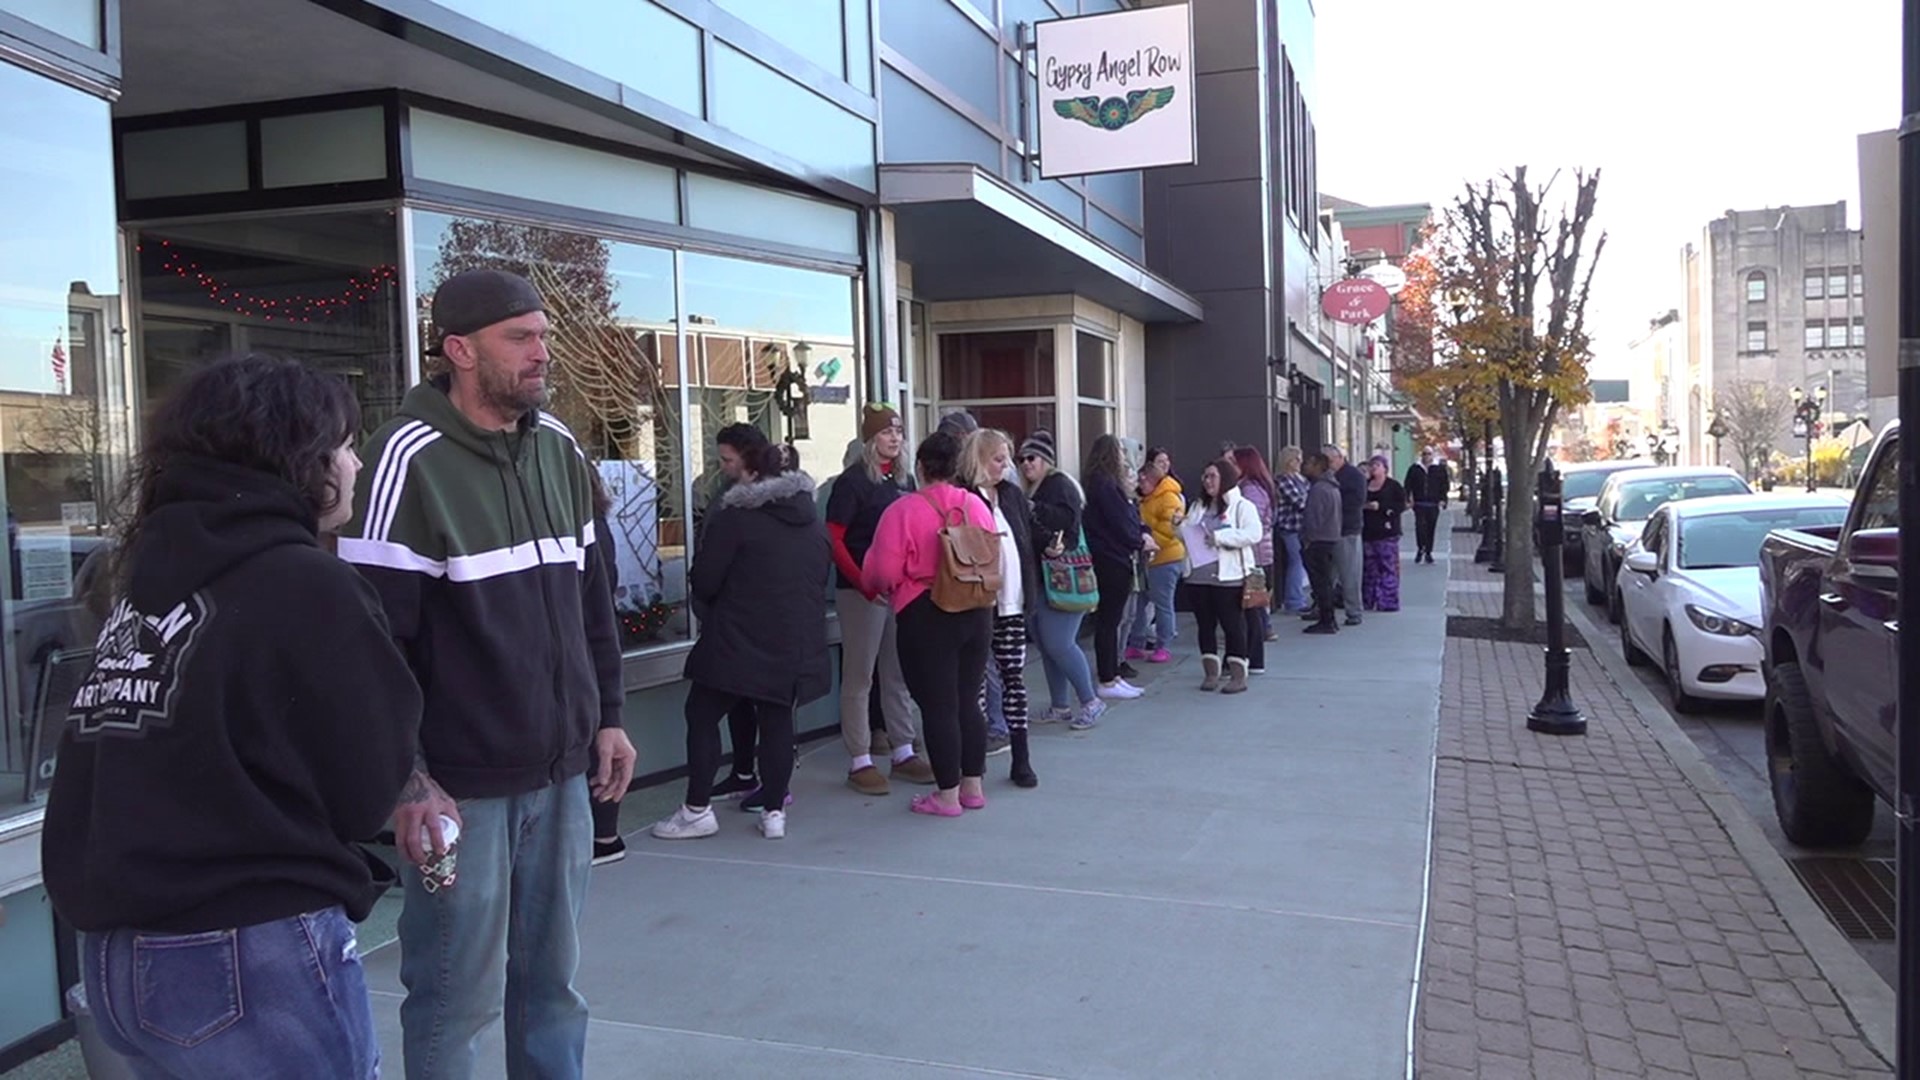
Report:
137,210,407,433
937,329,1059,448
0,62,126,819
681,252,861,534
1076,330,1115,462
410,211,688,653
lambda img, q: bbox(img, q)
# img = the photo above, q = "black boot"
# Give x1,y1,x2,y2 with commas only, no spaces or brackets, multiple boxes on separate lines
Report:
1010,728,1038,788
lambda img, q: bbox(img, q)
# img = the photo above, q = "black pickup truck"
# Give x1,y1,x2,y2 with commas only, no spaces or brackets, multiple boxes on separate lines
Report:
1758,421,1898,848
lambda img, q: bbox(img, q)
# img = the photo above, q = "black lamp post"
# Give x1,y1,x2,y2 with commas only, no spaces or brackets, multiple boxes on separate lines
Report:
1474,421,1499,564
1527,459,1585,735
1790,384,1826,492
1707,412,1729,468
1893,4,1918,1071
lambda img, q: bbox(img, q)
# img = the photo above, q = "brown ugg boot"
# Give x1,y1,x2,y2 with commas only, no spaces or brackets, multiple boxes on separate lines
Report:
1200,654,1222,692
1221,657,1249,695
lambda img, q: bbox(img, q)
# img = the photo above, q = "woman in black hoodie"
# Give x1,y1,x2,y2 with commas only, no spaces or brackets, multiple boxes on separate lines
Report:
43,355,421,1080
652,425,831,841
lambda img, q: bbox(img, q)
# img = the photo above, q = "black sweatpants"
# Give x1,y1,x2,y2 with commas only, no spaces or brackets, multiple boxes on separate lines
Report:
684,683,795,811
895,593,991,790
1092,554,1133,683
1305,541,1339,627
1413,504,1440,557
1192,582,1248,662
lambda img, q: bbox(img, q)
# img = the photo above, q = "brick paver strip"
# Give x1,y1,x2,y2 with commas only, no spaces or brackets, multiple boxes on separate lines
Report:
1416,562,1893,1077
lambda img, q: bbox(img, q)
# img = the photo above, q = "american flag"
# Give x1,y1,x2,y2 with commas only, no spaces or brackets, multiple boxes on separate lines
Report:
50,340,66,394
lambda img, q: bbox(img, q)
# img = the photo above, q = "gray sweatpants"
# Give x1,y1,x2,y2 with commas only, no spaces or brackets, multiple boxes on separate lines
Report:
1335,534,1364,614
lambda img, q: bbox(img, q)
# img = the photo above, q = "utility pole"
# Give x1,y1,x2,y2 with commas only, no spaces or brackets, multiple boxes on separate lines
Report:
1895,0,1918,1073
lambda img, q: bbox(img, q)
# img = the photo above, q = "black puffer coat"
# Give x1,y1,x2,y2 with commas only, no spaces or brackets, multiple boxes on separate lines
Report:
683,471,831,706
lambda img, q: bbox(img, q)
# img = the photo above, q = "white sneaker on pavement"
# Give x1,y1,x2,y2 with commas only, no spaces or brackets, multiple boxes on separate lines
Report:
1098,680,1143,700
651,805,718,840
759,809,786,839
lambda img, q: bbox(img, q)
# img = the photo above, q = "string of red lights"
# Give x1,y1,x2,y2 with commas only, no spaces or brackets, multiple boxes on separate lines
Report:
148,239,398,323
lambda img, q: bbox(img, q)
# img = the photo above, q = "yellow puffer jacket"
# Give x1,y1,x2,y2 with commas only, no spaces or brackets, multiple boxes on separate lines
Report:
1140,476,1187,567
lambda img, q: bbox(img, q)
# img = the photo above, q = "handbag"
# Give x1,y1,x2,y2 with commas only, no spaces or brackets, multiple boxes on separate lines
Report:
1241,567,1270,610
1043,534,1100,613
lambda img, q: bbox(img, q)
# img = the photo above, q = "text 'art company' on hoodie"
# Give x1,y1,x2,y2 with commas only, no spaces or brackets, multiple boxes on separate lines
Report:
338,377,626,801
43,459,422,933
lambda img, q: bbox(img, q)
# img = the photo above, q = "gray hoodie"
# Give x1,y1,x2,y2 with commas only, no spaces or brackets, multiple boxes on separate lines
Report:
1303,474,1343,544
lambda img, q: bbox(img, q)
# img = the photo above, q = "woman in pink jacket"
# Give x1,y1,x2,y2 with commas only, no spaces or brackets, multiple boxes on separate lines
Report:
863,431,997,817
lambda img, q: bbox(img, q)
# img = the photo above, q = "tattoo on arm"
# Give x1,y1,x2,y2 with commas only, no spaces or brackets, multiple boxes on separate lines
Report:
399,771,432,805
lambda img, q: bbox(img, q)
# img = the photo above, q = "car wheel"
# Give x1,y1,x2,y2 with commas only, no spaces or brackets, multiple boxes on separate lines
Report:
1621,614,1649,667
1584,560,1605,605
1767,661,1874,848
1662,628,1700,713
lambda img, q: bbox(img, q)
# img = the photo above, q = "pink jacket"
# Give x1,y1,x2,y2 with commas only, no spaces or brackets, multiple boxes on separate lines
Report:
862,482,996,614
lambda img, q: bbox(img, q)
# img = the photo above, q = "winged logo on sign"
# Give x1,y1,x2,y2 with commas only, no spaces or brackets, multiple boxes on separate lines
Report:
1053,87,1177,132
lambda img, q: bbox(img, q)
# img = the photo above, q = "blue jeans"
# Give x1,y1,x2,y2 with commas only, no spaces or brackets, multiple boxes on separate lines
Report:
1278,531,1308,612
83,906,378,1079
1126,562,1181,650
1028,602,1096,710
984,659,1008,737
399,774,594,1080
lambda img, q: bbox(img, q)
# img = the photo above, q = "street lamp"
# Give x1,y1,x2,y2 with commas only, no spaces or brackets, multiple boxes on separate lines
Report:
1707,412,1730,468
1790,384,1827,492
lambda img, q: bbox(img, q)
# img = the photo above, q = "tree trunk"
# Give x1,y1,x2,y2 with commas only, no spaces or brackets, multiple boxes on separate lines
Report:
1499,398,1543,633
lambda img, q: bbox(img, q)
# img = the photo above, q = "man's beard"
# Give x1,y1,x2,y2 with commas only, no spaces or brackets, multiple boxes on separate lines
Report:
479,361,548,416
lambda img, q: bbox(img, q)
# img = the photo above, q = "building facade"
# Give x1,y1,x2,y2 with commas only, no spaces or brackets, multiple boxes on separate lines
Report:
1858,129,1900,432
0,0,1329,1061
1695,203,1870,450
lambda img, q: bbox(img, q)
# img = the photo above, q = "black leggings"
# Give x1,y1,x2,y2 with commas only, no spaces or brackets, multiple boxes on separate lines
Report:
1092,555,1133,683
1192,583,1249,661
684,683,795,810
726,701,757,779
895,594,991,789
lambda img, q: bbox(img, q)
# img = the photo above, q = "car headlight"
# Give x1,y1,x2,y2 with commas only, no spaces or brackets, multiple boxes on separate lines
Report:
1685,603,1757,637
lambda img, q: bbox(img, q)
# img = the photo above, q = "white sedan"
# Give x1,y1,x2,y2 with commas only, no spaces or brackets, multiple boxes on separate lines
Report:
1615,493,1847,712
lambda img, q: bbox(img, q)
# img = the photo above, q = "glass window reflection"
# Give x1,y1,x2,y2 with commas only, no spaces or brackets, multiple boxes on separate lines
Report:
0,64,126,818
411,212,688,653
681,253,861,539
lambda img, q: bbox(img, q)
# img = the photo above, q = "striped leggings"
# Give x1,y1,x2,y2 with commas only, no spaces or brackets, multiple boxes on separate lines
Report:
980,613,1030,731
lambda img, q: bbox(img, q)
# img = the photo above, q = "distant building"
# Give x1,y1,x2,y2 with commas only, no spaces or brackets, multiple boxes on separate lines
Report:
1858,130,1900,432
1691,203,1868,448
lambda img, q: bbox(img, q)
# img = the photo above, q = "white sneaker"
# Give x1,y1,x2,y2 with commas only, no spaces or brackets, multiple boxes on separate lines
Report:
651,805,718,840
1098,680,1143,700
759,809,786,839
1118,678,1146,693
1071,698,1108,730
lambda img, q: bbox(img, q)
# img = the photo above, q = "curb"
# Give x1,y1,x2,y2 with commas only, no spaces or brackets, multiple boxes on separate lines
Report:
1562,598,1897,1064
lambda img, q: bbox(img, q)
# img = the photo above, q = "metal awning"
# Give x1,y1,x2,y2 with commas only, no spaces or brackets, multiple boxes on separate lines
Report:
881,164,1201,324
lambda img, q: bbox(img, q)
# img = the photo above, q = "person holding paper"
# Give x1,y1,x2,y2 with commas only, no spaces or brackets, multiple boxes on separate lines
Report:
1181,456,1263,693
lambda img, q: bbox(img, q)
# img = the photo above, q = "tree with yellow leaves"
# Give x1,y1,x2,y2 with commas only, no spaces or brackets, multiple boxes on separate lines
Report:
1430,168,1606,631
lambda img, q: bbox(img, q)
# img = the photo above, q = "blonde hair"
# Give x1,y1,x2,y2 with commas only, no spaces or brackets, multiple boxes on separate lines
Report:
1278,446,1304,475
958,428,1012,491
862,433,902,485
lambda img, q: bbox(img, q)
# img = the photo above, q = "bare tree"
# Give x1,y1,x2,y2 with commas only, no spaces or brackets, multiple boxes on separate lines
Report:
1437,168,1606,632
1715,379,1794,481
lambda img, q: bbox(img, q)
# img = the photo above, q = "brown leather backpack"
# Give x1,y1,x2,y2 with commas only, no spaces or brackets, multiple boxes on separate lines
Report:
919,489,1002,612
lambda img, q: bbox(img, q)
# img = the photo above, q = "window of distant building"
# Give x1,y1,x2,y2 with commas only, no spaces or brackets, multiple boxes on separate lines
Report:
1827,323,1851,349
1746,272,1767,302
1746,321,1768,352
1804,322,1824,350
1853,269,1865,297
1828,272,1848,299
1804,272,1824,300
1852,318,1867,347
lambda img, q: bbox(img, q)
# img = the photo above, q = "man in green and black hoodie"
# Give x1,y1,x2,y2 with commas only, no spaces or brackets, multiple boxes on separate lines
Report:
339,269,634,1080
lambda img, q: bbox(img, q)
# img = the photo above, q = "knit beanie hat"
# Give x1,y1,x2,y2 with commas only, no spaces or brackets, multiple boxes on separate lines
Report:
1019,430,1057,467
861,402,903,442
937,409,980,437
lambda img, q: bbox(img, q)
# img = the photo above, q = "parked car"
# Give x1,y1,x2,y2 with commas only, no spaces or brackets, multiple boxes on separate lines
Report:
1617,493,1847,713
1580,466,1751,622
1555,459,1657,570
1758,421,1899,848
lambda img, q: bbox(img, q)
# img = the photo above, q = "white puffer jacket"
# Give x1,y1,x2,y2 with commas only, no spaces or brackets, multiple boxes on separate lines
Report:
1193,488,1264,584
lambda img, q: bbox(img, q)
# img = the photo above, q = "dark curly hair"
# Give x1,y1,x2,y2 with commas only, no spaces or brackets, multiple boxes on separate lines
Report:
916,430,964,482
716,421,787,478
116,354,360,581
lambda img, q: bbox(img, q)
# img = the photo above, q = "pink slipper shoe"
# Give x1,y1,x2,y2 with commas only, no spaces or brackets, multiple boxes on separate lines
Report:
910,793,964,817
959,792,988,810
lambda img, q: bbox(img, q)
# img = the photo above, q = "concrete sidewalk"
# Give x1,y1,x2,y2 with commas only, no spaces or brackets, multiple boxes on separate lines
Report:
360,558,1448,1077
